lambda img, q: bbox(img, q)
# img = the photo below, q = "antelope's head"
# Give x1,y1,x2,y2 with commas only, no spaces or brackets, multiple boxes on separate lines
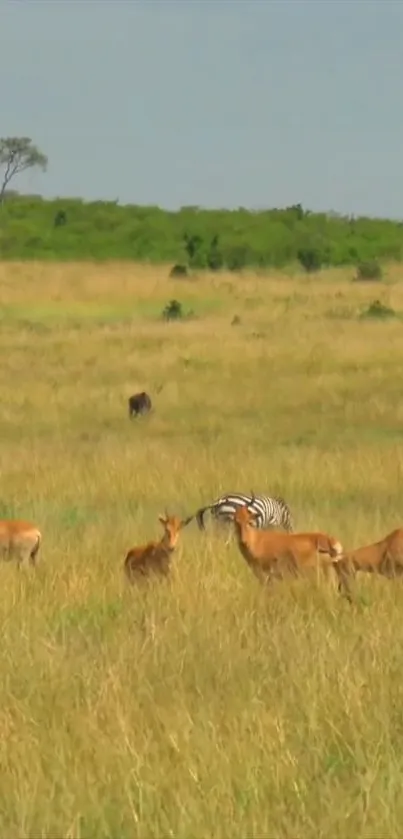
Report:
233,505,257,529
158,511,193,550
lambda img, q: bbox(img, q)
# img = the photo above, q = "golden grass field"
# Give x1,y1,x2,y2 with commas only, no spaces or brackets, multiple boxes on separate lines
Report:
2,260,403,837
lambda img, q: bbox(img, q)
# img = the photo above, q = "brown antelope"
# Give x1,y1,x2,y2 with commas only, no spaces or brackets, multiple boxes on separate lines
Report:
0,520,42,567
333,528,403,601
232,504,343,586
124,512,191,582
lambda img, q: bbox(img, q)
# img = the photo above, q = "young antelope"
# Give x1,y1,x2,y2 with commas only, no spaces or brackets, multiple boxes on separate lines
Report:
124,512,191,582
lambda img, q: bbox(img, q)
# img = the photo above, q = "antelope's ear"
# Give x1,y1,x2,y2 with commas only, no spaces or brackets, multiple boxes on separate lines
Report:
158,515,167,525
181,516,193,529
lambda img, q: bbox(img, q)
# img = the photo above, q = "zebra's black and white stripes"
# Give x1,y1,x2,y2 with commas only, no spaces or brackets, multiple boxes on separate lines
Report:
193,492,294,533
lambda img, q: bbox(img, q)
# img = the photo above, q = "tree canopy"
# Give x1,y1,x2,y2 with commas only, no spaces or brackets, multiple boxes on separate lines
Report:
0,137,48,204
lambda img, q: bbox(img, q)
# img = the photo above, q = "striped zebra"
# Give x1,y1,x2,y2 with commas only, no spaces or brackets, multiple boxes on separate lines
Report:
192,491,294,536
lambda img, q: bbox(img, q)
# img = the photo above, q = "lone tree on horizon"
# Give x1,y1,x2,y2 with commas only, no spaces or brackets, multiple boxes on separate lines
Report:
0,137,48,205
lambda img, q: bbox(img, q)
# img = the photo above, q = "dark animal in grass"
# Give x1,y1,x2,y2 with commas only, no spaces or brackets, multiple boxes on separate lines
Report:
128,391,152,418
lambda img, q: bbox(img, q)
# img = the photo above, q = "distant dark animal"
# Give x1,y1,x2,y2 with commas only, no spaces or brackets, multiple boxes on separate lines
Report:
188,491,295,536
128,391,152,418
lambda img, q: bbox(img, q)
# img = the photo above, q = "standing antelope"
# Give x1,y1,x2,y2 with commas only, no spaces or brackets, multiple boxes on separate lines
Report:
124,512,191,582
0,520,42,567
232,504,343,587
333,528,403,602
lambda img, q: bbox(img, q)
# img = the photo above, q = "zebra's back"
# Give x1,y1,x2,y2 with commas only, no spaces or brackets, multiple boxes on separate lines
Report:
206,492,294,533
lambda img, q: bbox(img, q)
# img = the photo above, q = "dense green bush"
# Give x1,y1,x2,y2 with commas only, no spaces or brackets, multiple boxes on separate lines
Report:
360,299,396,320
162,299,184,321
0,194,402,268
297,247,324,273
355,260,383,281
169,263,188,278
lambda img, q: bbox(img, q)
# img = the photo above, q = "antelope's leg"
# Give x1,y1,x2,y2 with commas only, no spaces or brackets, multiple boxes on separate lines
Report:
214,518,233,546
334,561,354,603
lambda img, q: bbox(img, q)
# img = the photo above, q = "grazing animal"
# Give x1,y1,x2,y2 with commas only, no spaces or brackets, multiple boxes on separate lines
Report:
190,491,294,535
0,520,42,567
333,528,403,601
232,504,343,586
128,391,152,418
124,512,191,582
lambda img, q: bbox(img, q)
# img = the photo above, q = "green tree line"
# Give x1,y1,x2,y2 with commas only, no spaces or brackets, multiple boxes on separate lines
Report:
1,194,403,271
1,135,402,270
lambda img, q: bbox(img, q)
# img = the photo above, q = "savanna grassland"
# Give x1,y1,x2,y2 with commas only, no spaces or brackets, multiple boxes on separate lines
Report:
2,260,403,838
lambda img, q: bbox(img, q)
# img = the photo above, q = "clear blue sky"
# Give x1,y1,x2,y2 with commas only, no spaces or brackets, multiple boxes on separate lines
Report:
2,0,403,217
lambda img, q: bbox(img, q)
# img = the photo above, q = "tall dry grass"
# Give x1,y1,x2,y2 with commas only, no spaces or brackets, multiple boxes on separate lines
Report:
1,261,403,837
